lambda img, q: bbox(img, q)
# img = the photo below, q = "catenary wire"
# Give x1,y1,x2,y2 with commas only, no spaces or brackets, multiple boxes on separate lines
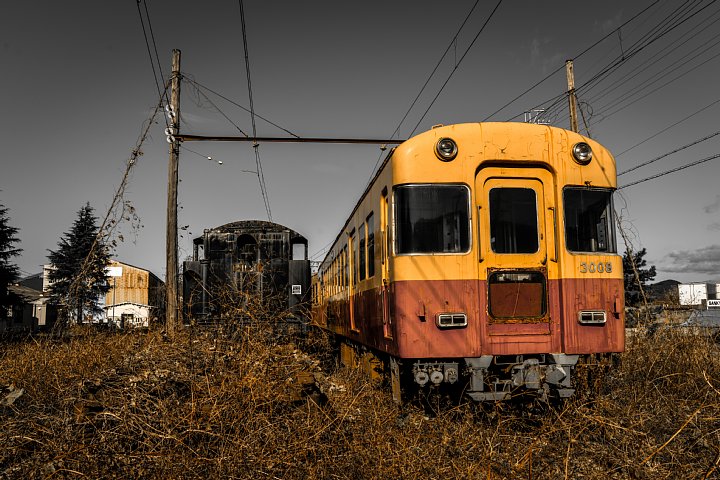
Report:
618,153,720,189
590,44,720,124
135,0,168,127
618,130,720,176
365,0,486,191
238,0,272,222
532,0,715,126
408,0,504,137
389,0,482,141
141,0,167,92
183,78,300,138
583,7,720,109
485,0,662,121
616,97,720,157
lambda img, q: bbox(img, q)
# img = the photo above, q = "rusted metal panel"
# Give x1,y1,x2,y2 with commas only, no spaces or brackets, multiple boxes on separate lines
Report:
328,275,624,360
559,277,625,354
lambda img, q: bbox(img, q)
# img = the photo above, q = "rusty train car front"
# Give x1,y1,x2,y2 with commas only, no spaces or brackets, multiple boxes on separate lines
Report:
312,122,624,402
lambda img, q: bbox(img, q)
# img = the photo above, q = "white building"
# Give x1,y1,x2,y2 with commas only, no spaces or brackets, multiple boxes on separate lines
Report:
678,283,719,306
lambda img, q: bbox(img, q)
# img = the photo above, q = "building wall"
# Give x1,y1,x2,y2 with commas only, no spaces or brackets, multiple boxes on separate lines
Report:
107,303,152,328
678,283,719,306
105,261,164,310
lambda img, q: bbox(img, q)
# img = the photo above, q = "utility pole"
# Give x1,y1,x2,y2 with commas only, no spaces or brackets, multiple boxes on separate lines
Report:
566,59,579,133
166,49,181,337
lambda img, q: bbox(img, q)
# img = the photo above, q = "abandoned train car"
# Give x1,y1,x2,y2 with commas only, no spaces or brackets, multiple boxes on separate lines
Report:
312,122,624,403
183,220,311,326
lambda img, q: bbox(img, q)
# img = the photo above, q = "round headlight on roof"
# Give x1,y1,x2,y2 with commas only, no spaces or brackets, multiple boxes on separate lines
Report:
572,142,593,165
435,137,458,161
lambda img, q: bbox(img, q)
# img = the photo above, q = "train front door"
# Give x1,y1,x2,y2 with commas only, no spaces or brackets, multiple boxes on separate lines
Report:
475,167,561,354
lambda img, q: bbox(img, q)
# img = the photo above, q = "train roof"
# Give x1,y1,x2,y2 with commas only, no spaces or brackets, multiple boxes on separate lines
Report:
196,220,308,243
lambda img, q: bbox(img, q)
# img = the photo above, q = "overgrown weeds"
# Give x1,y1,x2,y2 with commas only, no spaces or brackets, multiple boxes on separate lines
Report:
1,324,719,479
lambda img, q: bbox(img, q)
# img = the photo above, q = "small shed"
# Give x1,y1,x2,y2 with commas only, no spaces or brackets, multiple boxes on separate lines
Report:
4,284,57,333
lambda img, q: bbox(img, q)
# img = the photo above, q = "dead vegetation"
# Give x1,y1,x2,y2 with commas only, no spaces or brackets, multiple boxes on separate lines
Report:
1,321,719,479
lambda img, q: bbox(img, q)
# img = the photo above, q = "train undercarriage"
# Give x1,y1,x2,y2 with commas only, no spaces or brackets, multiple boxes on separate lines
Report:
337,339,580,403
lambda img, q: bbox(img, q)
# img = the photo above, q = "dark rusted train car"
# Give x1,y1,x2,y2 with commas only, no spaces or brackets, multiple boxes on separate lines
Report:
183,220,311,327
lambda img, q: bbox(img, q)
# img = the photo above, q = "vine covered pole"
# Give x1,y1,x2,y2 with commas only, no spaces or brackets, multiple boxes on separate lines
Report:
166,49,181,337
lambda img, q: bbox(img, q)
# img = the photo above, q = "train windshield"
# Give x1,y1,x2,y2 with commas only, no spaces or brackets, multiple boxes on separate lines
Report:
564,188,616,253
489,187,539,254
394,184,470,254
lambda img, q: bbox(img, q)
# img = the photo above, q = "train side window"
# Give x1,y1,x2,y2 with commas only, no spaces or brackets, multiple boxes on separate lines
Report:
348,230,357,287
359,223,366,281
564,188,616,253
343,246,348,288
395,184,471,254
367,212,375,277
489,188,538,254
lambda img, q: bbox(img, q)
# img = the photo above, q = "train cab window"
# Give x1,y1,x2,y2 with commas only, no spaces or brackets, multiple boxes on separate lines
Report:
395,184,470,254
209,235,227,253
564,188,616,253
367,213,375,277
238,234,258,264
489,188,538,254
291,242,306,260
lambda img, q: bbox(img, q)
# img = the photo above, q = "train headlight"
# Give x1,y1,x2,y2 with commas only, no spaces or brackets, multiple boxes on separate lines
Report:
435,137,458,161
572,142,593,165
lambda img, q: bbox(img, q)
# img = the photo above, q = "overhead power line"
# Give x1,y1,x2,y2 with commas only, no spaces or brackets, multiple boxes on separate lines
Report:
389,0,482,140
616,97,720,157
589,36,720,124
363,0,501,199
529,0,717,127
238,0,272,222
583,8,720,110
408,0,504,137
618,152,720,189
487,0,662,121
183,78,300,138
618,130,720,176
135,0,168,126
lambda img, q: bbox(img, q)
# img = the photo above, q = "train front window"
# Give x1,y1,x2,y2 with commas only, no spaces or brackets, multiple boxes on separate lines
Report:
395,184,470,254
564,188,616,253
489,188,538,254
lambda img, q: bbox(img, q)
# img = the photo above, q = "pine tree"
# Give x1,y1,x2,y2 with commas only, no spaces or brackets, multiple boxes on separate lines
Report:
623,247,657,306
0,201,22,319
48,203,111,325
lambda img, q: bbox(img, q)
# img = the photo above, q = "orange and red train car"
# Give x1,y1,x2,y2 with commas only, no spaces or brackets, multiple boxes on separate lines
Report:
312,122,624,402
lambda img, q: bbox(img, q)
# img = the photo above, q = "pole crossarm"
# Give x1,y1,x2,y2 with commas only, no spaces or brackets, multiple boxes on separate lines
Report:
175,134,407,145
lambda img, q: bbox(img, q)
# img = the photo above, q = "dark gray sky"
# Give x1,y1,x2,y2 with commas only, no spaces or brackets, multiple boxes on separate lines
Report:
2,1,719,283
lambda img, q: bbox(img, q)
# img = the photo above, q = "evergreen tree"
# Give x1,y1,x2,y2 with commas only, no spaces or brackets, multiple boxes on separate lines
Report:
0,201,22,319
623,247,657,306
48,203,111,325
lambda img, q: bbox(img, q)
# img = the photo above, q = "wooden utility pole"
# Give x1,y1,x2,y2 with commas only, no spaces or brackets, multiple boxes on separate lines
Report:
166,49,181,336
565,60,579,133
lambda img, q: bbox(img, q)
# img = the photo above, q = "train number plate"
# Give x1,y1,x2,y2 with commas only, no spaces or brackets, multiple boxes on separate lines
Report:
579,262,612,274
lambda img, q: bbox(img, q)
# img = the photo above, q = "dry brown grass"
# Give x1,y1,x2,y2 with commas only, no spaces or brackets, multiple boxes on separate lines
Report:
1,323,719,479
